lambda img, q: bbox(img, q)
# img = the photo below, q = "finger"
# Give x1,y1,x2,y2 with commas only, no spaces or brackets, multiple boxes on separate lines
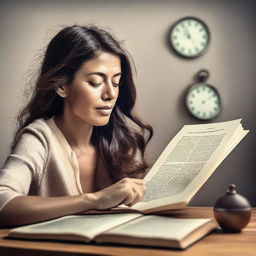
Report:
126,184,146,207
128,183,147,206
127,191,143,207
115,179,146,207
133,182,147,196
140,184,147,194
122,189,136,206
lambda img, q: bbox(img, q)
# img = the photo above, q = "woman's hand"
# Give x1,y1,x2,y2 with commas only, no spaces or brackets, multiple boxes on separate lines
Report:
91,178,146,210
0,178,146,227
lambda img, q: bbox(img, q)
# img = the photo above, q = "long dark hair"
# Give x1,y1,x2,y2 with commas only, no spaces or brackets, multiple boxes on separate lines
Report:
13,25,153,182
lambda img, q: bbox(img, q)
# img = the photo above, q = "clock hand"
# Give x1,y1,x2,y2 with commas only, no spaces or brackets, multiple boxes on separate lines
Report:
185,26,203,47
183,27,198,48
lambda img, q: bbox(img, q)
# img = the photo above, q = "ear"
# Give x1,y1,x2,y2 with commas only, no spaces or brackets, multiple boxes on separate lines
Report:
55,85,67,98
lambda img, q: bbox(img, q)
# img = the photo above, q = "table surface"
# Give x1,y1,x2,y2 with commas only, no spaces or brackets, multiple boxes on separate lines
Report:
0,207,255,256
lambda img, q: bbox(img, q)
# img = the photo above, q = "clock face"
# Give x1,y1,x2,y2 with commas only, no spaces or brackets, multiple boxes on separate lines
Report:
170,17,210,58
186,83,221,120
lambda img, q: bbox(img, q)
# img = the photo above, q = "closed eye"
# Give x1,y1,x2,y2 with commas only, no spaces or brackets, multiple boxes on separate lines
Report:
88,81,102,87
112,82,120,87
112,77,121,87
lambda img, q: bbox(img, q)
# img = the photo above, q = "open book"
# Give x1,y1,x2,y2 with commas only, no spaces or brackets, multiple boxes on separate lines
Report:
8,213,217,249
100,119,248,214
9,119,243,249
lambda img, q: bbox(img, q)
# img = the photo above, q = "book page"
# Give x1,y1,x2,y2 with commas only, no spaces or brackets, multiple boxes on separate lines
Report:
95,216,216,249
130,119,248,212
100,216,212,240
9,213,142,241
142,133,225,201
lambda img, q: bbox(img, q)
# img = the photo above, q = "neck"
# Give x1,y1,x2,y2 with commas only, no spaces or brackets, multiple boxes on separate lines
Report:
54,111,93,150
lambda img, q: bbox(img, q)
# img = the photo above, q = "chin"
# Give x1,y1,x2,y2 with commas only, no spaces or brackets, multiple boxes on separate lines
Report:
92,117,111,126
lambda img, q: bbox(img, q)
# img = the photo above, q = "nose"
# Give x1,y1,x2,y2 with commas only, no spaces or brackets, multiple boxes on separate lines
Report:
102,82,118,101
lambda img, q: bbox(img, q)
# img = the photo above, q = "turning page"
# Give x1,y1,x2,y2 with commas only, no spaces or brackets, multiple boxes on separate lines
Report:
130,119,248,213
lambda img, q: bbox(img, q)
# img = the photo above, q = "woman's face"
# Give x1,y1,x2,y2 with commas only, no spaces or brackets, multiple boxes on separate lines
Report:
63,51,121,126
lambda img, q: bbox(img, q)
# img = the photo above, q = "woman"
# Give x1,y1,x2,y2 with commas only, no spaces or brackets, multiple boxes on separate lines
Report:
0,25,153,227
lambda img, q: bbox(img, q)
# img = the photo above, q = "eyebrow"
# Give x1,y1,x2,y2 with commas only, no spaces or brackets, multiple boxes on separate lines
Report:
87,72,122,78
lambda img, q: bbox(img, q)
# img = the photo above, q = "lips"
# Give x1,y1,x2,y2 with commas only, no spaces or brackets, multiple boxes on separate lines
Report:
96,106,113,116
96,106,113,110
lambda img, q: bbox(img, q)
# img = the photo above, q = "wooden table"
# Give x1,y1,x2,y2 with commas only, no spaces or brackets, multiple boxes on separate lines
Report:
0,207,255,256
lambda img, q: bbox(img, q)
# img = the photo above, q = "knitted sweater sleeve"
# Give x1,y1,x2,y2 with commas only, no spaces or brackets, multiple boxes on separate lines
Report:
0,124,49,213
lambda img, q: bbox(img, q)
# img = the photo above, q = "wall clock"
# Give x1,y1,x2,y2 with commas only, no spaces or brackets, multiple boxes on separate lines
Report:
170,16,210,58
186,70,221,120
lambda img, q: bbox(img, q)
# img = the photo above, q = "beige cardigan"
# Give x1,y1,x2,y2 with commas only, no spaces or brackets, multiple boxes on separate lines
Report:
0,118,112,213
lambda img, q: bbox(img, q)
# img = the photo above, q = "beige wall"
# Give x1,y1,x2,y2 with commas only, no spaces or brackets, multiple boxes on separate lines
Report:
0,0,255,206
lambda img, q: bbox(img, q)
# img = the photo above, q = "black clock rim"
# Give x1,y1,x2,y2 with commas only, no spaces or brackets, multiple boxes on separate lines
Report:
185,83,222,121
169,16,211,59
